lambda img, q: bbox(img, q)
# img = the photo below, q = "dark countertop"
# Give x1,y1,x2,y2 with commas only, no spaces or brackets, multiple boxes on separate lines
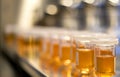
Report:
0,48,46,77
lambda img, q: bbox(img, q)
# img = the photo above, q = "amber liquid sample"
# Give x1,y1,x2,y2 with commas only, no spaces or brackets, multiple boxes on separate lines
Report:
72,44,76,63
17,37,22,56
32,38,43,59
49,57,61,77
39,40,51,73
58,59,72,77
34,39,43,52
40,39,50,56
51,42,59,58
72,43,85,63
17,37,27,57
17,36,34,58
17,36,42,59
96,55,115,75
5,34,14,48
61,45,71,61
25,37,34,59
71,67,81,77
58,44,73,77
100,49,113,55
45,41,60,76
72,67,96,77
60,64,72,77
97,74,113,77
76,49,94,74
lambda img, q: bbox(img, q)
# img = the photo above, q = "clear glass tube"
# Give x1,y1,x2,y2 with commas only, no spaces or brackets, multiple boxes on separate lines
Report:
71,31,91,63
57,32,73,77
16,28,45,59
4,25,16,50
16,30,33,59
49,38,60,77
39,28,65,76
45,29,68,77
94,38,118,77
72,34,95,77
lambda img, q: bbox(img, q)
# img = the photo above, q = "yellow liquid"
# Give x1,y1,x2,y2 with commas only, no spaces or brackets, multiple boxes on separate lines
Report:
61,65,72,77
72,44,76,63
17,37,27,57
72,70,93,77
100,49,113,55
72,67,96,77
32,38,43,59
58,45,73,77
97,74,113,77
41,41,60,76
50,57,61,77
96,55,115,75
51,42,59,58
61,45,71,61
59,59,72,77
76,49,94,74
72,43,85,63
17,36,42,59
33,38,43,52
71,67,80,77
17,36,34,58
5,34,14,48
39,40,51,74
50,59,72,77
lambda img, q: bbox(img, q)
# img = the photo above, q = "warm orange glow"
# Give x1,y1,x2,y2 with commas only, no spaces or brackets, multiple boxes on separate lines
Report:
51,41,59,57
76,49,94,74
61,45,71,61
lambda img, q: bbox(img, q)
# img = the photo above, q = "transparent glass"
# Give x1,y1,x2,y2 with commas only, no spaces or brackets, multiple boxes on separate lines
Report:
39,28,66,76
48,35,61,77
16,27,46,59
4,25,16,50
17,31,43,60
17,35,33,59
71,34,95,77
4,32,15,49
95,44,116,77
71,31,93,64
39,37,51,74
57,34,73,77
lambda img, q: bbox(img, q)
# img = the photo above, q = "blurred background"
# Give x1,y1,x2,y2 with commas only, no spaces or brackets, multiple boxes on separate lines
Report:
1,0,120,43
0,0,120,77
1,0,120,31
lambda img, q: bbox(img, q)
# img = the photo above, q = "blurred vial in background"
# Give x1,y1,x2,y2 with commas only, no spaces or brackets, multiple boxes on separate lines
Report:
39,28,65,76
49,31,61,77
4,25,16,51
58,32,73,77
38,28,51,72
16,27,47,60
47,29,66,77
15,28,33,59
